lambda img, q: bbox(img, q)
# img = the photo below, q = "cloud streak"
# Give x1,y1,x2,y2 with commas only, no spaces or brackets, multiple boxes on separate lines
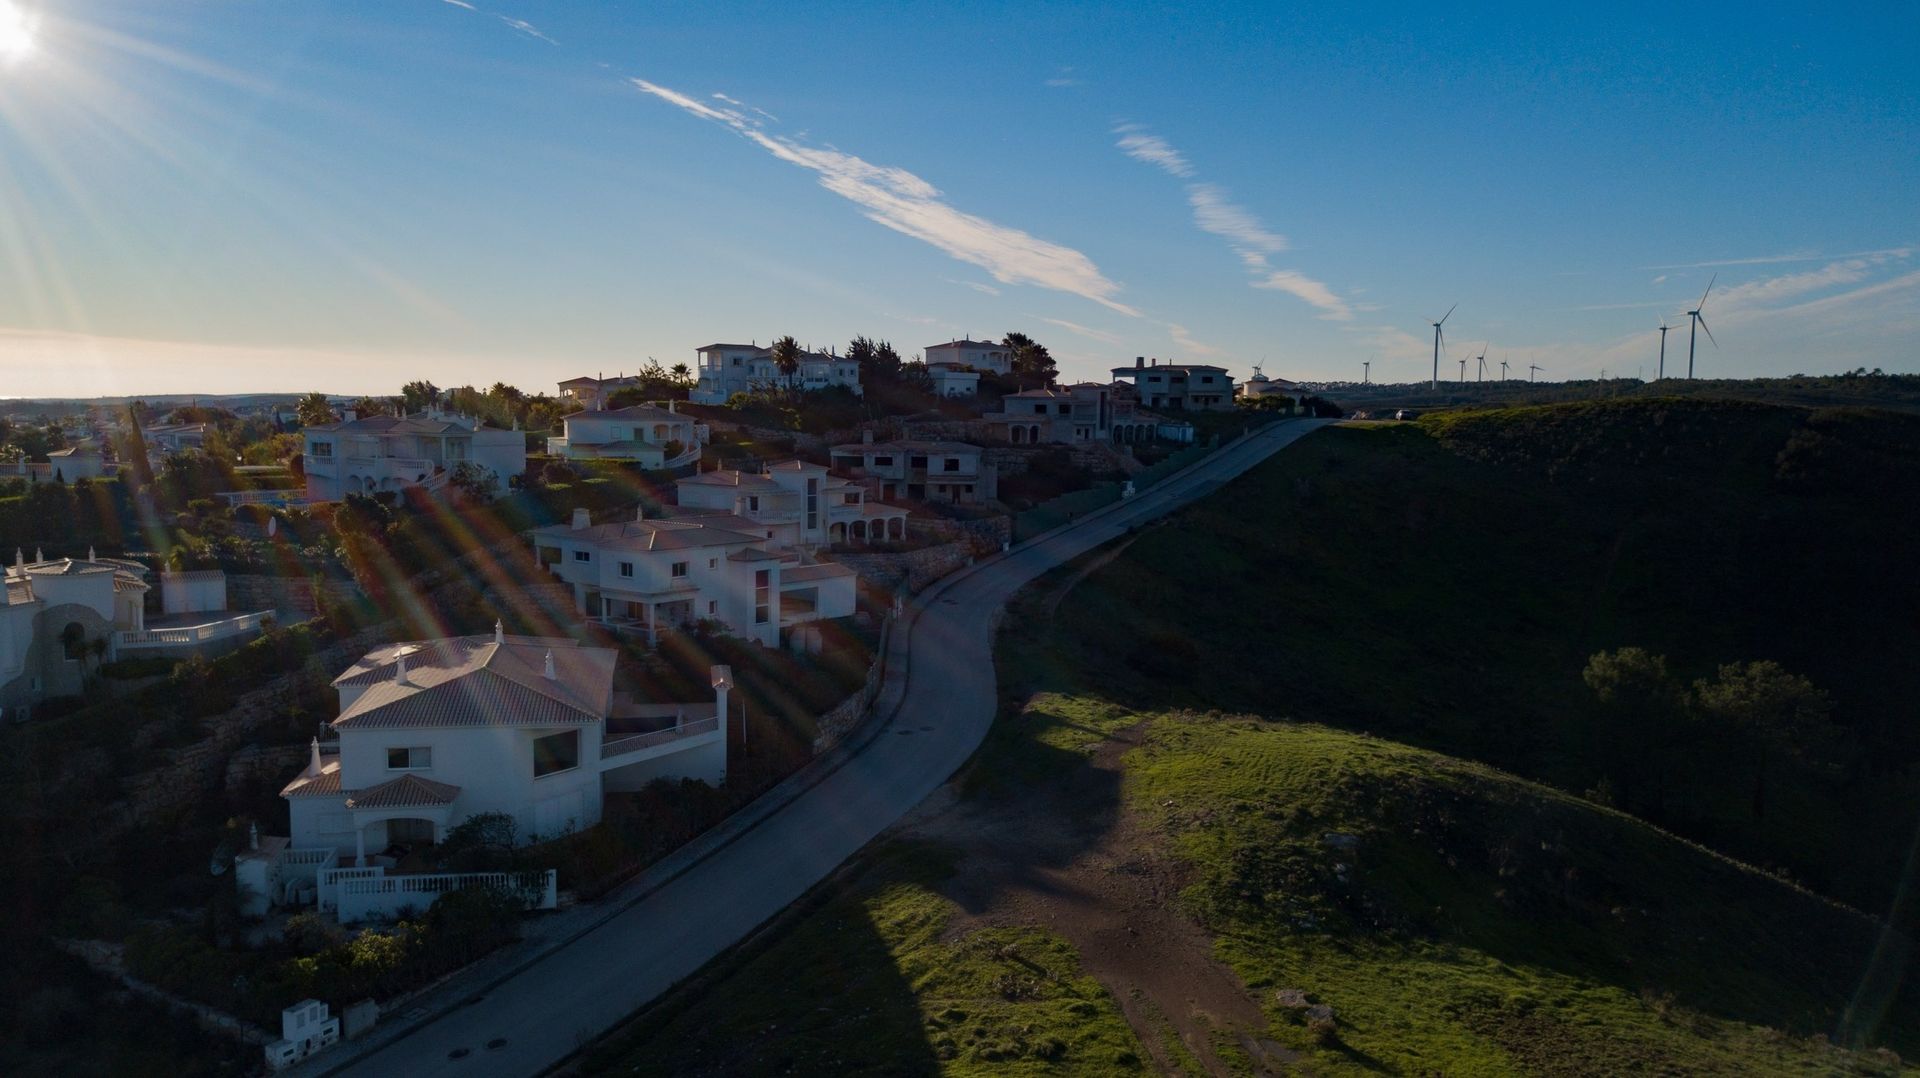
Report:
1115,122,1350,320
1039,317,1123,345
633,78,1139,316
498,17,557,45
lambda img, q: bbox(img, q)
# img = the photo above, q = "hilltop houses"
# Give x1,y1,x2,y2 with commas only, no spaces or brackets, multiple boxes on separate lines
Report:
981,382,1158,445
676,460,909,547
530,507,858,647
924,338,1011,375
280,630,731,862
690,343,864,404
301,409,525,502
547,403,705,469
828,435,996,504
1110,357,1237,411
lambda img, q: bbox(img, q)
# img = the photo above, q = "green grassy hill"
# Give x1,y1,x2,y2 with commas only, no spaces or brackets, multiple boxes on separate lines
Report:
1124,708,1914,1073
1035,399,1920,924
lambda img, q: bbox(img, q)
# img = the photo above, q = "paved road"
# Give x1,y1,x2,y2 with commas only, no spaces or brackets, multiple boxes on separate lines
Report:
328,418,1330,1078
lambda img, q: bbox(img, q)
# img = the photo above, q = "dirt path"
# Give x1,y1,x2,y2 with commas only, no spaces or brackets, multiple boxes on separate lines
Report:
902,721,1298,1076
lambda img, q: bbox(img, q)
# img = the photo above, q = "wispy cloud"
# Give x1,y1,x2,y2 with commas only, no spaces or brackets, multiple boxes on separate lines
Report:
943,278,1000,296
1714,255,1889,311
1165,322,1222,357
1643,247,1914,270
1115,122,1350,320
1252,271,1352,320
1039,317,1123,345
633,78,1140,316
439,0,476,9
1045,67,1083,88
1114,124,1194,178
498,16,556,45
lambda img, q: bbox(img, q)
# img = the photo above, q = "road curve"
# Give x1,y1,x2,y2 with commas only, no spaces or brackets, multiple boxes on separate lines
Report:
328,418,1331,1078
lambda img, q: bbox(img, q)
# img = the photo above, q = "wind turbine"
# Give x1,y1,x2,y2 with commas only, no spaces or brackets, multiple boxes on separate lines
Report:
1656,317,1673,380
1476,342,1489,382
1686,274,1717,379
1430,304,1456,390
1529,364,1545,383
1362,359,1371,384
1500,358,1511,381
1457,357,1467,383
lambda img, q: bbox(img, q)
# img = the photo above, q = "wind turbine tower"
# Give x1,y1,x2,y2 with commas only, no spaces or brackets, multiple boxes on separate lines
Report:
1362,360,1371,384
1656,318,1673,380
1457,357,1467,382
1686,274,1717,379
1500,358,1510,381
1430,304,1455,390
1476,343,1489,382
1529,364,1545,383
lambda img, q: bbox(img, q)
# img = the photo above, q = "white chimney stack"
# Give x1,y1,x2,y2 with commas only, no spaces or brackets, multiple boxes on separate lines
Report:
395,652,411,687
571,507,590,531
543,649,557,680
308,736,322,776
494,618,505,646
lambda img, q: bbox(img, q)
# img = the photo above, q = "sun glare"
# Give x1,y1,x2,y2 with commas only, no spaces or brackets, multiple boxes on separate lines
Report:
0,1,38,66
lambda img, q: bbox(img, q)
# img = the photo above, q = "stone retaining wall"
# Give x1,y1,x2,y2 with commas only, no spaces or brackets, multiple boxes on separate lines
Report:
226,574,362,623
831,541,973,594
812,617,892,753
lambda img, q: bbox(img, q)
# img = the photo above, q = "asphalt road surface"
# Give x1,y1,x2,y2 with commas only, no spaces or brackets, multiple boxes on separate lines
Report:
327,417,1330,1078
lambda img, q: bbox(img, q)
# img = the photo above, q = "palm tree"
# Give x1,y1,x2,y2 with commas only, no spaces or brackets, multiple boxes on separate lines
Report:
772,336,803,397
669,362,693,386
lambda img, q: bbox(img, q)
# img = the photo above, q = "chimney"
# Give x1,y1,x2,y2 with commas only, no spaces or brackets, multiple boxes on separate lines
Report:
711,664,733,733
862,429,874,444
668,400,678,414
571,507,590,531
493,618,505,646
249,822,259,851
344,409,357,422
637,503,647,521
395,652,412,687
308,736,322,776
88,546,96,562
1136,356,1145,369
543,649,557,680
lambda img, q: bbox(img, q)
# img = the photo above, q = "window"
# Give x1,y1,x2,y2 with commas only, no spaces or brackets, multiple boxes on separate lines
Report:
872,455,893,467
1057,404,1070,415
311,441,334,458
943,458,961,472
747,496,760,512
964,484,975,494
754,568,771,625
708,600,718,615
671,561,689,578
910,455,928,469
618,561,633,578
708,558,718,569
387,746,432,770
730,356,742,367
805,477,819,531
843,493,859,505
533,730,580,777
573,550,591,562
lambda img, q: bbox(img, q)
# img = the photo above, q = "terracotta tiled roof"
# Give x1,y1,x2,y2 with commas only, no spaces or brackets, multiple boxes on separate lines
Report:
330,635,614,730
347,773,461,809
282,763,343,798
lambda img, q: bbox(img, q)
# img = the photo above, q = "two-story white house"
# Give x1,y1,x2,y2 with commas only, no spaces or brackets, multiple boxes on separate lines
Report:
1109,357,1238,411
982,382,1156,445
675,460,909,547
828,435,997,504
529,508,857,647
546,403,705,469
301,409,525,502
924,338,1011,375
689,343,864,404
281,629,732,863
556,374,642,410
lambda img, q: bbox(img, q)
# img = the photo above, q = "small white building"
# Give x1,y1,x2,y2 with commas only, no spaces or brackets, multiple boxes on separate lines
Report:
689,343,864,405
1110,357,1238,411
828,435,997,504
924,338,1011,376
546,403,705,469
927,365,981,398
282,630,732,862
264,999,340,1072
530,508,858,647
982,382,1156,445
556,374,643,410
675,460,908,547
301,409,525,502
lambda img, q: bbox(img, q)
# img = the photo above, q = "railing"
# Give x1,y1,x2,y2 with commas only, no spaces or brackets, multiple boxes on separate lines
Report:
335,869,557,924
216,489,310,508
601,715,720,759
116,611,271,648
316,866,386,912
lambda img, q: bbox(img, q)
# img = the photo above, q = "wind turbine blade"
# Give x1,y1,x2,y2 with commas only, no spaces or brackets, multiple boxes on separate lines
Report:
1698,315,1717,347
1440,303,1457,326
1698,272,1716,309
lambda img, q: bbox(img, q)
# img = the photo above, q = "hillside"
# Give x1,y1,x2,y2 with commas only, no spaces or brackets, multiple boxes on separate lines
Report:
1035,398,1920,925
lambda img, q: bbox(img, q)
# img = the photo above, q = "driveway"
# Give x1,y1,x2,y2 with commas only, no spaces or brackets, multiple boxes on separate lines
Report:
324,418,1330,1078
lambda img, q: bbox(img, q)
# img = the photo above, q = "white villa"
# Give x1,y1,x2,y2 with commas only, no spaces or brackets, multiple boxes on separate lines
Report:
0,442,111,483
1110,357,1238,411
556,374,643,410
281,630,731,864
530,507,858,647
981,381,1158,445
2,553,266,721
924,338,1011,375
301,409,525,502
546,403,705,469
828,435,997,504
689,342,864,404
675,460,909,547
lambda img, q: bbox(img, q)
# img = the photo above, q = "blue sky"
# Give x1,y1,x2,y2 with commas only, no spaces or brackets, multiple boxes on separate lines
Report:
0,0,1914,398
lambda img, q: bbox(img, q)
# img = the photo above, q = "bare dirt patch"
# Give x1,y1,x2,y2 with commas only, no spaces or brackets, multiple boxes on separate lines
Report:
900,721,1298,1076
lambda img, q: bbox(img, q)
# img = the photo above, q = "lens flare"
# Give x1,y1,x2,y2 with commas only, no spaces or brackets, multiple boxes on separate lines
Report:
0,2,37,66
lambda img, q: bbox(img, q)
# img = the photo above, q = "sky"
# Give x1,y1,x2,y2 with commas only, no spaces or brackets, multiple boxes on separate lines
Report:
0,1,1915,399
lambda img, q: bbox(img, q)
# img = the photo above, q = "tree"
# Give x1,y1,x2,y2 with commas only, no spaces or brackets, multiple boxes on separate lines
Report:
1582,648,1692,814
1692,661,1832,821
772,335,803,396
121,404,155,491
669,362,693,386
1002,331,1057,390
447,461,499,503
400,381,441,414
295,392,336,427
348,396,388,418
